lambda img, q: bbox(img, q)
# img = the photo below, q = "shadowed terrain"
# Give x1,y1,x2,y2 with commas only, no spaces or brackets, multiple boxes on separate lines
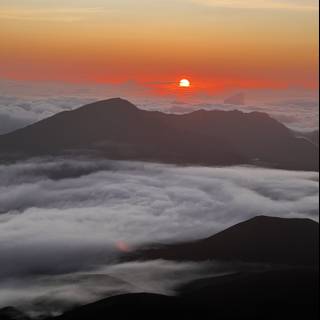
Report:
295,130,319,147
131,216,319,266
0,307,30,320
46,269,318,320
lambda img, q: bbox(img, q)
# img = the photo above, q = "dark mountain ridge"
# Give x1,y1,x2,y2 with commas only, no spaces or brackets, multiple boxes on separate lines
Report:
0,98,318,170
294,130,319,147
48,268,319,320
0,307,30,320
132,216,319,266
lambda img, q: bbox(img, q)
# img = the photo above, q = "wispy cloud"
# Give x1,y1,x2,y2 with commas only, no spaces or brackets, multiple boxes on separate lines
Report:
189,0,318,10
0,7,106,22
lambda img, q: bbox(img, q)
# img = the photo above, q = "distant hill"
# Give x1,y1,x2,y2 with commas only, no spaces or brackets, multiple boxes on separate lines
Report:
224,92,245,105
0,98,318,171
309,130,319,146
132,216,319,266
294,130,319,147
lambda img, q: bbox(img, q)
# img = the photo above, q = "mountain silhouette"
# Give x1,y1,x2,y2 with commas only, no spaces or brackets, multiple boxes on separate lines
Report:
52,293,181,320
295,130,319,147
133,216,319,266
224,92,245,105
0,98,318,171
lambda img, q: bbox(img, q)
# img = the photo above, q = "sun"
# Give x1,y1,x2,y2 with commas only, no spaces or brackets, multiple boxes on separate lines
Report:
179,79,191,87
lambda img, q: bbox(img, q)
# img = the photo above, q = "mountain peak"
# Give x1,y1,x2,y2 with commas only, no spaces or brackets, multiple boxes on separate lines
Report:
224,92,246,105
78,98,139,113
247,215,315,225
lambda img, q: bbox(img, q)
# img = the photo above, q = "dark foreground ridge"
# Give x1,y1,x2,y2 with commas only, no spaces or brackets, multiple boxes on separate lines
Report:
132,216,319,266
49,269,318,320
0,307,31,320
1,270,318,320
0,98,318,171
0,216,318,320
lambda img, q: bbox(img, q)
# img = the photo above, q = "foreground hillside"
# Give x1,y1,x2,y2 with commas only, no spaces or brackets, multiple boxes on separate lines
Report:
49,269,318,320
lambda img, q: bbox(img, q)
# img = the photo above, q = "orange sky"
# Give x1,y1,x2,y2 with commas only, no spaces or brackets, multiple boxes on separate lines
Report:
0,0,318,95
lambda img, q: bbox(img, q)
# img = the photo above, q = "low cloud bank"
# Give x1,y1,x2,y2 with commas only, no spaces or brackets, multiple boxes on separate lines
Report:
0,260,215,317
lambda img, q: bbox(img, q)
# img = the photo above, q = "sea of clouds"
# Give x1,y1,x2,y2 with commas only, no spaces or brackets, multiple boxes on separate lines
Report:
0,157,318,316
0,79,319,316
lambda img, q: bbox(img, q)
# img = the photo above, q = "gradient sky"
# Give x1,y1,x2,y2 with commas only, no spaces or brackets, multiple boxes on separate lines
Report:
0,0,318,95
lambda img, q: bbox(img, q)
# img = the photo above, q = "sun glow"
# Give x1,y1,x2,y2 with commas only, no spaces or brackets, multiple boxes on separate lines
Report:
179,79,191,87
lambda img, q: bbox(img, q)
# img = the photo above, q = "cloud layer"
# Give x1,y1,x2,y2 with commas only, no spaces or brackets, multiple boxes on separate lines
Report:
1,158,318,241
0,157,318,315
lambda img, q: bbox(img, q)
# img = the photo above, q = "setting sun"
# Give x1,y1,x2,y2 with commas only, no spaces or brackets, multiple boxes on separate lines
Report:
179,79,191,87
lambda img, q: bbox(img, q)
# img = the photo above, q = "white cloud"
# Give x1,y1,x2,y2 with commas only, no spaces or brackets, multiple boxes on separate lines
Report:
0,158,318,260
189,0,318,10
